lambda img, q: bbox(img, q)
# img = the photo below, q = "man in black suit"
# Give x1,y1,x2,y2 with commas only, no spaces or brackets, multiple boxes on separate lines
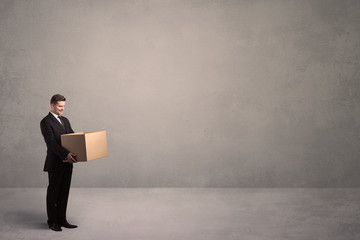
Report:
40,94,78,232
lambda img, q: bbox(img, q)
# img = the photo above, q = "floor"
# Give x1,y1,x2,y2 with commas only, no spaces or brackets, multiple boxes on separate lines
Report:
0,188,360,240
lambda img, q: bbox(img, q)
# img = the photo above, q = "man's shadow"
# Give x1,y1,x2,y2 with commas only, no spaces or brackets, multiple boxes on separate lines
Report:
4,210,48,230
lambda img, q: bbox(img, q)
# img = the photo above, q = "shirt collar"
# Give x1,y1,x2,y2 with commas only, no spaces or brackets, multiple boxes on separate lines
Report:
50,111,61,119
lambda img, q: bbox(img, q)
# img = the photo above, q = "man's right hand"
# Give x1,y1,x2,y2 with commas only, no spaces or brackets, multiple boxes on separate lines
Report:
64,153,77,163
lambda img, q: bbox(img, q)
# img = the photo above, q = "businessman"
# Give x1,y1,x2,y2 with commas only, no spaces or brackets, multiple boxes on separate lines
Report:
40,94,78,231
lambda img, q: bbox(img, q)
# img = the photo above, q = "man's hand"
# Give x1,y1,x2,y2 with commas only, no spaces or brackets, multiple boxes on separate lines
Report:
64,153,77,163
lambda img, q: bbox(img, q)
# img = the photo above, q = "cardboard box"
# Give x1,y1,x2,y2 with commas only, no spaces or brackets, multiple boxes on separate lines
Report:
61,131,108,161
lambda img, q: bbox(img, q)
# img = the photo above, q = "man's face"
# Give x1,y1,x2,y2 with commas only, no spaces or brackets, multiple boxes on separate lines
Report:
51,101,66,116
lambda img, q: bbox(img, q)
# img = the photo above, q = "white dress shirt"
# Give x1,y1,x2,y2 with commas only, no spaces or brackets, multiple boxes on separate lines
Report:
50,111,63,125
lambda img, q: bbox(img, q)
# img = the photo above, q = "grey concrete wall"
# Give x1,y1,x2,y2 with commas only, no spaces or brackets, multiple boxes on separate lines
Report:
0,0,360,187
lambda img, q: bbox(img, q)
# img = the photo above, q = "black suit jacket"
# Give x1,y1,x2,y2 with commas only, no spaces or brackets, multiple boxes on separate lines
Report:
40,112,74,172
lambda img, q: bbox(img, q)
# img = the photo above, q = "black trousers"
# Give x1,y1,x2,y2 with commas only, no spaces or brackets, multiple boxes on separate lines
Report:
47,167,73,224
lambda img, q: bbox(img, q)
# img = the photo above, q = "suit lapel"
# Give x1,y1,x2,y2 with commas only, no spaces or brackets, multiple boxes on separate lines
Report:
62,117,68,133
48,113,66,132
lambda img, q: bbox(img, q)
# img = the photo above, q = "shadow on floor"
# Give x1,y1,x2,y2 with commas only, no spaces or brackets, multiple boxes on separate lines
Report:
3,211,48,230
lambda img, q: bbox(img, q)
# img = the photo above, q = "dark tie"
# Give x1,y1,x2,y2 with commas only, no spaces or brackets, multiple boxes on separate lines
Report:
58,116,65,128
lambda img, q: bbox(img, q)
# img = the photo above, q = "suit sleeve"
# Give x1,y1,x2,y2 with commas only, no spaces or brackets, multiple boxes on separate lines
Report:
67,119,74,134
40,119,69,160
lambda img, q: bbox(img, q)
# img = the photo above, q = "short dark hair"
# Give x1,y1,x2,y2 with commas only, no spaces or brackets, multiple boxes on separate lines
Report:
50,94,66,105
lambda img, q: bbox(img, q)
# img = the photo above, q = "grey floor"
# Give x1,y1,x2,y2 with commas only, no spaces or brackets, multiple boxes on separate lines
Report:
1,188,360,240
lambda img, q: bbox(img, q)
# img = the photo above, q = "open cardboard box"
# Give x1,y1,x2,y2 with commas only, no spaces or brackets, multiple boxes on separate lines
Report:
61,131,108,161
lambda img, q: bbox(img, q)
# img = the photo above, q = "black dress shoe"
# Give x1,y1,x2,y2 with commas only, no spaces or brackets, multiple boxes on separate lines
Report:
48,223,62,232
61,220,78,229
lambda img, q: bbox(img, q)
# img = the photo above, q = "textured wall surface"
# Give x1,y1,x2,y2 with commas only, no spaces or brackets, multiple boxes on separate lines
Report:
1,0,360,187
